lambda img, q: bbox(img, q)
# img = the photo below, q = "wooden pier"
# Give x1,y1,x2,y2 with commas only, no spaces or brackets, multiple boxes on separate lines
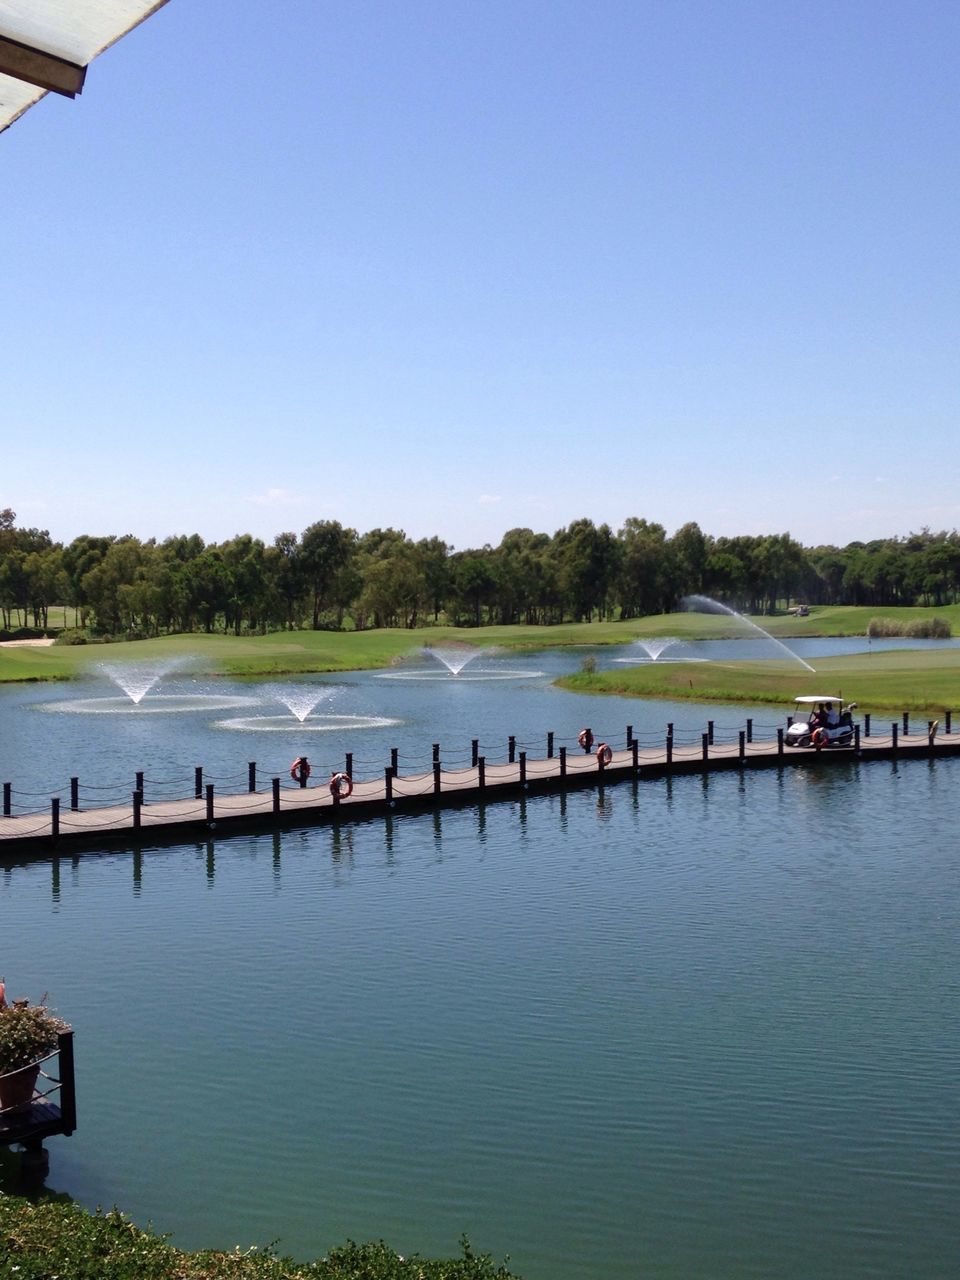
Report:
0,1033,76,1179
1,717,958,854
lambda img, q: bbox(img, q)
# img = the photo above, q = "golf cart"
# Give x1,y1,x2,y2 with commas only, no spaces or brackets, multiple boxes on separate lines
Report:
785,696,857,749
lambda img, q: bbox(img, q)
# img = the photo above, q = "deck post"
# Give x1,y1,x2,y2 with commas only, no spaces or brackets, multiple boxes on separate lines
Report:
508,735,516,764
3,781,10,816
708,720,715,745
777,727,784,757
864,713,871,737
205,783,215,824
665,731,673,767
902,711,909,736
746,718,753,744
626,725,633,748
785,716,793,731
57,1030,76,1134
136,770,144,797
248,762,256,793
702,732,709,762
559,746,567,781
478,757,486,792
433,761,442,796
519,751,527,785
385,768,393,803
891,723,898,755
547,731,554,759
391,747,399,772
946,710,952,735
854,724,861,754
432,743,440,764
471,739,479,766
738,730,745,762
194,766,203,799
272,778,280,815
632,739,639,771
345,752,353,777
70,777,79,811
928,720,938,750
133,789,142,831
51,796,59,842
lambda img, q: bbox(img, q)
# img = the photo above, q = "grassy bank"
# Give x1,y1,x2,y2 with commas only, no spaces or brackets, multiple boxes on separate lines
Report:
0,1195,519,1280
560,647,960,714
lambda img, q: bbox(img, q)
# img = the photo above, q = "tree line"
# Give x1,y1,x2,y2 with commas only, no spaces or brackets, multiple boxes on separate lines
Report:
2,506,959,636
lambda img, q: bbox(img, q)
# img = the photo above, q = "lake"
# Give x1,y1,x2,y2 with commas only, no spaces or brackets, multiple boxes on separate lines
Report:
2,639,958,1278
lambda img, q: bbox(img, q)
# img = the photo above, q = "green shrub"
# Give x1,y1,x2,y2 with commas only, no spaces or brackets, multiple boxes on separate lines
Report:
867,616,952,639
0,1197,521,1279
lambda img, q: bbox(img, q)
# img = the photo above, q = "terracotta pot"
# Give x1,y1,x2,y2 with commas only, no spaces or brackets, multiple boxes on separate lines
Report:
0,1062,40,1113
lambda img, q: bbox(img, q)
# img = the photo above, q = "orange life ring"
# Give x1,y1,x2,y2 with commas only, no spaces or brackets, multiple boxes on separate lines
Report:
290,757,311,782
578,728,594,752
329,772,353,799
596,742,612,767
812,728,828,750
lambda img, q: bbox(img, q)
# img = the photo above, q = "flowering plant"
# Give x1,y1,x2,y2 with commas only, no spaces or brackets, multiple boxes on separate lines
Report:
0,989,69,1075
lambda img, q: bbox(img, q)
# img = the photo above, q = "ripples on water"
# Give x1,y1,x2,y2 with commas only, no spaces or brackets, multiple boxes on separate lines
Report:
3,759,959,1279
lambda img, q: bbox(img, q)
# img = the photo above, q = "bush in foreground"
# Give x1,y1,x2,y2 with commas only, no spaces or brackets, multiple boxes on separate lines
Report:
0,1196,521,1280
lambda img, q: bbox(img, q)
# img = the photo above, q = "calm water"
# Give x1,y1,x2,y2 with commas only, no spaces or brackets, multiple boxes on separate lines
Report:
2,641,959,1277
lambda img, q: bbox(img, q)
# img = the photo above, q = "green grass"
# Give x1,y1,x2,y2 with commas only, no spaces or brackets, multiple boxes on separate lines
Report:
2,609,958,714
0,1195,519,1279
560,647,960,714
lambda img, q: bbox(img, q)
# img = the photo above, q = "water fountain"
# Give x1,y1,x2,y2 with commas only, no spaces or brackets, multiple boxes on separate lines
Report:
614,636,687,664
99,659,185,704
43,660,259,714
681,595,816,672
217,682,401,733
375,645,537,681
423,646,487,675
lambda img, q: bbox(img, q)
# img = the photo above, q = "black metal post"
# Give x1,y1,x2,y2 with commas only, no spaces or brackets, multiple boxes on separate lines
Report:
206,783,215,823
903,711,909,735
133,789,142,831
478,756,486,791
508,735,516,764
854,725,860,754
432,743,440,764
559,746,567,780
547,731,554,759
272,778,280,815
864,713,871,737
738,730,745,762
248,761,256,793
708,720,715,744
519,751,527,785
57,1030,77,1134
777,727,784,757
946,710,952,735
135,770,144,796
391,746,399,772
626,725,634,748
702,732,709,762
345,752,353,777
891,723,898,754
194,766,203,799
51,797,59,842
665,732,673,767
471,739,479,766
3,781,10,816
385,768,393,803
433,761,442,796
70,777,79,811
746,718,753,744
632,739,639,771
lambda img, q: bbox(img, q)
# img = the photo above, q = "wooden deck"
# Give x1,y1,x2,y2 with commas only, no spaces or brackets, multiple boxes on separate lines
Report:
2,726,957,854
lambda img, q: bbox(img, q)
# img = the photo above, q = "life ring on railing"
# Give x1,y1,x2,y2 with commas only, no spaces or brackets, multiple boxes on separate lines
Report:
812,728,828,750
578,728,594,752
290,757,311,782
596,742,613,767
329,772,353,799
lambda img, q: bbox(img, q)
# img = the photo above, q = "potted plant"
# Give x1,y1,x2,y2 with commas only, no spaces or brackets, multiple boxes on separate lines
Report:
0,983,69,1113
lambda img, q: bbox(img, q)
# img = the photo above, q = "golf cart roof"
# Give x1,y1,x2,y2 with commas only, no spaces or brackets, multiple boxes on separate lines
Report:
794,695,842,704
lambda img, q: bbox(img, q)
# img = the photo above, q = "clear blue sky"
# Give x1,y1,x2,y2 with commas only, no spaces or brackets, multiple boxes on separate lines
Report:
4,0,958,551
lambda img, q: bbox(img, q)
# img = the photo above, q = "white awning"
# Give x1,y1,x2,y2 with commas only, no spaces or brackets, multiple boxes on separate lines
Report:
0,0,169,133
